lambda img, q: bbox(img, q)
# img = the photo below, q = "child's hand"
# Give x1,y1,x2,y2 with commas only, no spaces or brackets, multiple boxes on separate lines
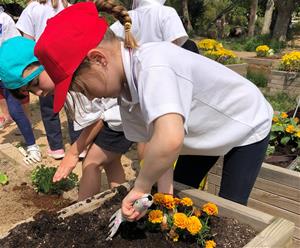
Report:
121,188,149,222
53,153,78,182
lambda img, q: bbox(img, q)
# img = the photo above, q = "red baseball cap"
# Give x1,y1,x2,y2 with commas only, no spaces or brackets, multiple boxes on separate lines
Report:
34,2,108,113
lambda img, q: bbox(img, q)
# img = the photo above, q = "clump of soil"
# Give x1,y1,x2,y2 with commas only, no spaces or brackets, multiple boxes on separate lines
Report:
0,186,257,248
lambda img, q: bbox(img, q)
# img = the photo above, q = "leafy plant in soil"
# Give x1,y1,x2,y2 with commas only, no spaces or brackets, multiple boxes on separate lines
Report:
0,171,8,185
31,165,78,195
0,186,257,248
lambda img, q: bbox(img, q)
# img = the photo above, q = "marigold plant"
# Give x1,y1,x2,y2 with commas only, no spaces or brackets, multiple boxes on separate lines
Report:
146,193,218,246
197,39,238,65
256,45,274,57
270,112,300,154
279,51,300,72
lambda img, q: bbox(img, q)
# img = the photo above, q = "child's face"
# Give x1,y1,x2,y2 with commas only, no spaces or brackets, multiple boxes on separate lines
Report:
73,50,124,100
21,65,55,97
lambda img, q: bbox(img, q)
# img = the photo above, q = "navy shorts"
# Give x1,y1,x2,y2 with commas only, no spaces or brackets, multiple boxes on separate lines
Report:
93,122,132,154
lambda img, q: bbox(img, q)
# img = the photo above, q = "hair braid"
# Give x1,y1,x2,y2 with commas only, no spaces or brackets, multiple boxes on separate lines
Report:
94,0,138,48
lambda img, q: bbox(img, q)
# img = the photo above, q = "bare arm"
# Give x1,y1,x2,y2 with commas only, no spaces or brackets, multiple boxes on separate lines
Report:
53,120,104,182
134,113,184,192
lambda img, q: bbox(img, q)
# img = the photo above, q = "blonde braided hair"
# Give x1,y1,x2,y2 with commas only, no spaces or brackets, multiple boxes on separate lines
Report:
38,0,68,9
94,0,138,49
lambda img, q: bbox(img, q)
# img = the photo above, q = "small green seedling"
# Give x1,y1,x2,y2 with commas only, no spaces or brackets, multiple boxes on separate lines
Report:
0,172,9,185
31,165,78,195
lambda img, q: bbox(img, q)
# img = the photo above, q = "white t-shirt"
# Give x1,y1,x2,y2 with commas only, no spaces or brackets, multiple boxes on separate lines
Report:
119,42,273,156
110,1,188,46
16,0,69,41
0,12,20,46
66,92,122,132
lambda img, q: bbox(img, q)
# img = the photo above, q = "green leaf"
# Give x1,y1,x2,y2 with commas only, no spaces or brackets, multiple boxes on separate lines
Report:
0,172,9,185
271,125,284,132
280,136,290,145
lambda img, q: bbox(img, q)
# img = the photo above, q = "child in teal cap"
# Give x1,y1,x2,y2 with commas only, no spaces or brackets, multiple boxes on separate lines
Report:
0,36,43,164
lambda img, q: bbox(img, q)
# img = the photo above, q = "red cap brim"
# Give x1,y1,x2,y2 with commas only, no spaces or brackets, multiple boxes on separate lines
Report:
53,75,72,113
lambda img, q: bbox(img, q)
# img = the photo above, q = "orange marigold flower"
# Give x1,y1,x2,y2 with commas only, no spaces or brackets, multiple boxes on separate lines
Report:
162,195,175,209
153,193,164,204
280,112,288,118
202,202,218,216
148,210,163,224
173,213,188,229
180,197,193,207
187,216,202,235
294,117,299,123
205,240,216,248
193,207,202,217
272,116,279,123
286,125,295,133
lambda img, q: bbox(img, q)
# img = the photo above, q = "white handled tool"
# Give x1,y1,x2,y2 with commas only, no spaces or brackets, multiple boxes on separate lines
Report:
106,194,153,241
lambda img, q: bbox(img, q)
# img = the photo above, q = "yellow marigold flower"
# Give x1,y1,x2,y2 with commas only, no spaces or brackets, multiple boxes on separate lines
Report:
280,112,288,118
174,197,181,205
173,213,188,229
272,116,279,123
187,216,202,235
162,195,175,209
296,131,300,138
148,210,163,224
180,197,193,207
286,125,295,133
205,240,216,248
153,193,164,204
294,117,299,123
202,202,218,216
193,207,202,217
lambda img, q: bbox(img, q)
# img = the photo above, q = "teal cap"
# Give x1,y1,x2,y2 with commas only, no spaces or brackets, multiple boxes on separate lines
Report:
0,36,44,89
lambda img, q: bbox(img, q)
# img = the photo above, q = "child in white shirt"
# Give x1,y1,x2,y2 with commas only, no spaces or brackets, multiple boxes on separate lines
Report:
34,2,273,220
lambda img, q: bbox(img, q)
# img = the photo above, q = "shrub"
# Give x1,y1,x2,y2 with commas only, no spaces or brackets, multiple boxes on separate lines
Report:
264,92,296,112
255,45,274,57
31,165,78,195
204,48,238,65
198,39,238,65
279,51,300,72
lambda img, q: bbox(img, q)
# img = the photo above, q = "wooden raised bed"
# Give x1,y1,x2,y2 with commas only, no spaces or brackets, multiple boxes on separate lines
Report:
1,181,295,247
226,63,248,77
207,160,300,246
268,70,300,95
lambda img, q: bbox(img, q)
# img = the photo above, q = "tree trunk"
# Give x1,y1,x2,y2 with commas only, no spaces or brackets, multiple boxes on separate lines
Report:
182,0,194,34
261,0,274,35
248,0,258,37
273,0,295,41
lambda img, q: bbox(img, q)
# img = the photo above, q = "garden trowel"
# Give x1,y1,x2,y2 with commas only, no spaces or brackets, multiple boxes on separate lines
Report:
106,194,153,240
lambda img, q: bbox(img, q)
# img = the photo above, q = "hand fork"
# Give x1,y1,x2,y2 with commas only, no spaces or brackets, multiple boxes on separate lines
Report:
106,194,153,241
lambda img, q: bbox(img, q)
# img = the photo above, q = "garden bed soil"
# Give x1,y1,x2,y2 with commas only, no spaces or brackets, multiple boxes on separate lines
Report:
0,186,257,248
0,157,72,235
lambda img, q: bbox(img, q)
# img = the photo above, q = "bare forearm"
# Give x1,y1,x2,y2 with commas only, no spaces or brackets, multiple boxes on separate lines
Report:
69,120,104,156
134,114,184,192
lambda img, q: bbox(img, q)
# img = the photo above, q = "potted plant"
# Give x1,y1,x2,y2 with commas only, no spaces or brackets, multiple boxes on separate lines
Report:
268,50,300,95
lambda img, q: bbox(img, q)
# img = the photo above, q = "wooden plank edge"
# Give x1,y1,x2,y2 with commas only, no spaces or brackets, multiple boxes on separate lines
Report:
244,218,295,248
174,182,274,231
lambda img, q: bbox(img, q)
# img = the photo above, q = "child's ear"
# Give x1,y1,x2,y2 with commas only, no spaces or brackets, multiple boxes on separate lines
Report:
87,49,107,67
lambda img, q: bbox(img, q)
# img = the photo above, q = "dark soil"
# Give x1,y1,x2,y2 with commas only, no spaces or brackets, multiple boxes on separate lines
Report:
0,186,257,248
12,183,72,212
